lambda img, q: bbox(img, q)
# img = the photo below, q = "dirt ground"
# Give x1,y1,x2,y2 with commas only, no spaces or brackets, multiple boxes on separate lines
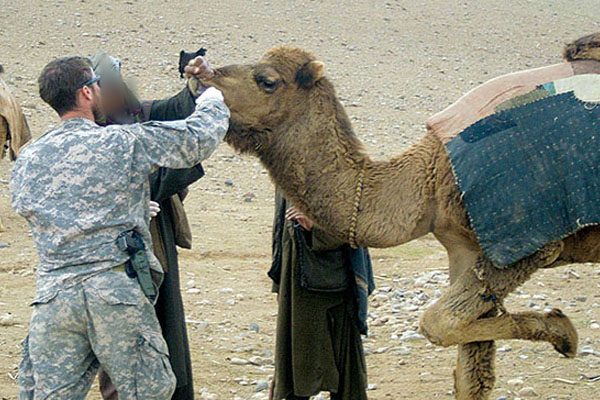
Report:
1,1,600,399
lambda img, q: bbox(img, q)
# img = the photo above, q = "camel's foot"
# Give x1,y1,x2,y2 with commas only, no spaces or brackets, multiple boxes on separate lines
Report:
544,308,578,358
454,342,496,400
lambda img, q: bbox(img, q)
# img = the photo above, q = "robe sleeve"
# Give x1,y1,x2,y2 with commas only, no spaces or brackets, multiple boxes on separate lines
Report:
142,86,208,201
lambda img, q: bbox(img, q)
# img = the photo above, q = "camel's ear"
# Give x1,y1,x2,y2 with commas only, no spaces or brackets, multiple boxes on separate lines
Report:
296,61,325,89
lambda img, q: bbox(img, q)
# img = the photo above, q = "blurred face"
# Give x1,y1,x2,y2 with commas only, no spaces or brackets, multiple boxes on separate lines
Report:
99,82,127,120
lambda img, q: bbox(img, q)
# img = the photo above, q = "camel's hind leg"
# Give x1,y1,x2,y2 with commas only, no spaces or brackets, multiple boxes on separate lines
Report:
421,242,577,357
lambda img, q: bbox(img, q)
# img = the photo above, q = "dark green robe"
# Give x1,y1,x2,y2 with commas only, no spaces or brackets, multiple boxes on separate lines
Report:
269,191,368,400
145,87,200,400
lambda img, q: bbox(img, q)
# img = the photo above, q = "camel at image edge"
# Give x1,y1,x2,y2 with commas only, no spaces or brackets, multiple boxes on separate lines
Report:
0,65,31,232
200,32,600,400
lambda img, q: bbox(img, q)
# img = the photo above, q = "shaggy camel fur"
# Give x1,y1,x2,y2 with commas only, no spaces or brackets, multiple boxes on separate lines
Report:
200,32,600,399
0,65,31,231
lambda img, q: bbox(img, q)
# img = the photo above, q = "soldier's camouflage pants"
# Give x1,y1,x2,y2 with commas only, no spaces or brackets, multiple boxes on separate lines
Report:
18,269,176,400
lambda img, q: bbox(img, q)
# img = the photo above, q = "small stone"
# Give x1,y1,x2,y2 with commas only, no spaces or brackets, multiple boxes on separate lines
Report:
575,296,587,303
375,346,389,354
497,396,508,400
580,345,595,356
416,292,430,302
498,345,512,353
399,331,425,342
255,380,269,392
367,383,377,390
590,322,600,330
507,378,524,387
186,288,201,294
248,323,259,333
225,179,234,186
249,356,271,366
0,243,9,249
518,386,538,397
230,357,250,365
0,313,16,327
395,346,412,356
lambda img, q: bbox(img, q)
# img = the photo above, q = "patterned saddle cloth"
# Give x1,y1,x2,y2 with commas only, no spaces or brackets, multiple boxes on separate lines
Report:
446,74,600,267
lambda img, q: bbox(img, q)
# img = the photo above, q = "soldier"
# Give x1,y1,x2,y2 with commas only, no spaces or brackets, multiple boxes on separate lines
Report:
10,56,228,399
90,51,206,400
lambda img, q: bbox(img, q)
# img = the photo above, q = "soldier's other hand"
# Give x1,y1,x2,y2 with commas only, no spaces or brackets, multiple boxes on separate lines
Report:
286,207,314,231
149,201,161,218
185,56,214,80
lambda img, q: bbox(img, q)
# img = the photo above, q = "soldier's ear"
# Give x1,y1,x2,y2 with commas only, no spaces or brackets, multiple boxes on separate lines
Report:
296,60,325,89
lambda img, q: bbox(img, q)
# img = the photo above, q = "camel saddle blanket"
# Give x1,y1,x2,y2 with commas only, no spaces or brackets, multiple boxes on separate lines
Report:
427,60,600,143
446,76,600,267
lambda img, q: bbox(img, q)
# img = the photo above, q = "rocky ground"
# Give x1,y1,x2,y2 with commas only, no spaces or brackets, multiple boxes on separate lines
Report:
1,0,599,399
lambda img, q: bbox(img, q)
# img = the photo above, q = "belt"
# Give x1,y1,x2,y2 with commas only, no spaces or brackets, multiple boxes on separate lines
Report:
112,264,126,272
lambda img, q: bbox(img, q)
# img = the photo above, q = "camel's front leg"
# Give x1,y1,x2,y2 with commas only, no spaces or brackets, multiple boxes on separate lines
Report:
454,340,496,400
421,242,577,361
0,216,5,232
446,246,497,400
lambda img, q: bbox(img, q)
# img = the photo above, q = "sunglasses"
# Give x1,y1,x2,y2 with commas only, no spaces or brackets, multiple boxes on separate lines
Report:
80,75,101,88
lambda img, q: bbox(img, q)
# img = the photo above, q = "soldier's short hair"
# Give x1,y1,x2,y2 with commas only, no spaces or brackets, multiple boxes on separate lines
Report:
38,57,94,116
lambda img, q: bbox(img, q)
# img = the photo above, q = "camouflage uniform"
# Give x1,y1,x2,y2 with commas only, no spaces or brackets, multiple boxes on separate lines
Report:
10,95,229,399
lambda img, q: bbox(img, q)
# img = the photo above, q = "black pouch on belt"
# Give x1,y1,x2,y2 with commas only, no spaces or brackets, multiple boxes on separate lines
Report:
116,229,158,303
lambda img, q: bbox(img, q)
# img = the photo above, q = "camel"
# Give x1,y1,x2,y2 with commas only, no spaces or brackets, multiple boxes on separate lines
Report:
198,32,600,399
0,65,31,231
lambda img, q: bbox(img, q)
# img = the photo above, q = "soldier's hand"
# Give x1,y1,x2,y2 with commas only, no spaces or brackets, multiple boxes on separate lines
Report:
186,56,214,97
185,56,214,80
196,87,224,104
286,207,314,231
149,201,161,218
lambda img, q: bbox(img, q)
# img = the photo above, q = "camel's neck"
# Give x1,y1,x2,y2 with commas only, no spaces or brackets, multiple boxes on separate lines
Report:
259,85,437,248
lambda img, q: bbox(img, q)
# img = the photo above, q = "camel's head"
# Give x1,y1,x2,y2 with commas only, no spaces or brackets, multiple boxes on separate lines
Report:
201,46,326,155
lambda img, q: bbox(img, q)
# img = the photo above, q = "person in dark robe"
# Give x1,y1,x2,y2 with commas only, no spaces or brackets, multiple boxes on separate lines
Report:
269,190,375,400
91,51,210,400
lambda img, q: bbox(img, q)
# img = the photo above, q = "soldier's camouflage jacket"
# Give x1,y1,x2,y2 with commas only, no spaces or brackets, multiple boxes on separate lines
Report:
10,97,229,297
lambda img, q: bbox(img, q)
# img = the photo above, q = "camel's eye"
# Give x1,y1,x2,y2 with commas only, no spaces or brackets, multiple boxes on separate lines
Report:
256,76,280,93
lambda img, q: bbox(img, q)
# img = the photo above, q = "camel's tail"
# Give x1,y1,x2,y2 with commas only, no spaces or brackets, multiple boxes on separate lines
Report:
563,32,600,62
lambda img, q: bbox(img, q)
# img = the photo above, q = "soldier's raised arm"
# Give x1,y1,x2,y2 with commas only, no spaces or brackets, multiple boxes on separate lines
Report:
121,87,229,174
